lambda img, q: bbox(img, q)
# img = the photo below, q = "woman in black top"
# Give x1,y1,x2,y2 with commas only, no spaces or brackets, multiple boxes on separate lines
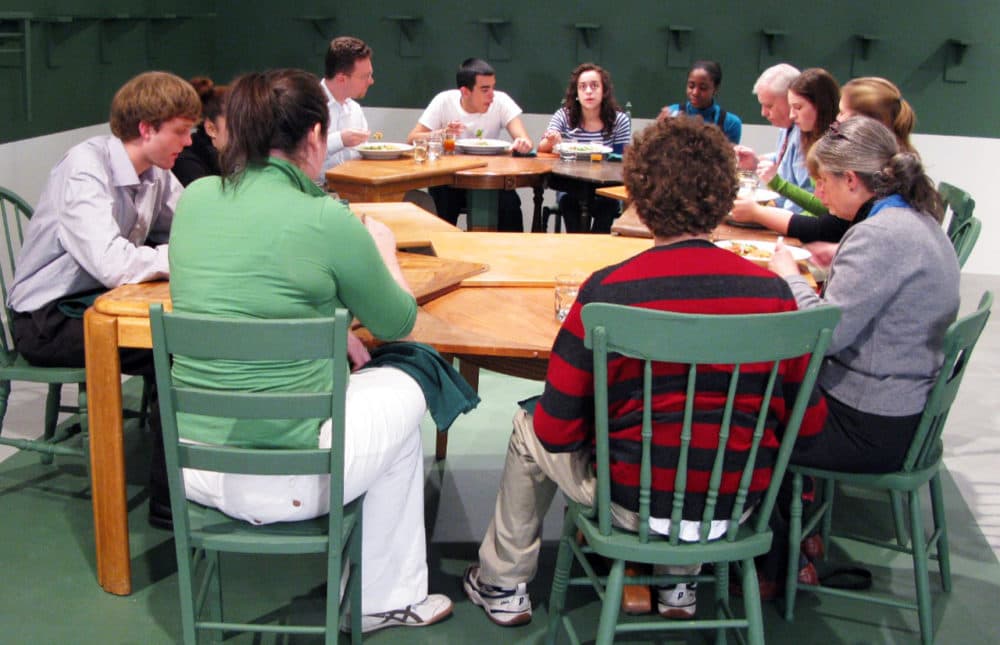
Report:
172,77,228,186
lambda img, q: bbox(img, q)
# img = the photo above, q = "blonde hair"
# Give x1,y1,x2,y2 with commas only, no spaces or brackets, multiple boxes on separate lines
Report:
842,77,916,153
109,71,201,141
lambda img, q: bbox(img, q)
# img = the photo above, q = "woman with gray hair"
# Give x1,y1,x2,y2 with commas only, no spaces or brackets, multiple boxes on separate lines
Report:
770,115,959,473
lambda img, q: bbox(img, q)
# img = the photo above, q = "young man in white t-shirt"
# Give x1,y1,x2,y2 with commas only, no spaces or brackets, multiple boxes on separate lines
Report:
407,58,533,231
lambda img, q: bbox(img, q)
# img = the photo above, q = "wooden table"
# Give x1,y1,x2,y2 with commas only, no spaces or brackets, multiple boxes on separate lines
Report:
546,160,624,232
324,155,487,203
349,201,460,248
452,156,556,231
596,185,628,201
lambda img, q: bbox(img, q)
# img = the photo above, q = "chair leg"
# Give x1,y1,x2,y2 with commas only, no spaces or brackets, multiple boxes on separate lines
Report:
138,374,153,430
928,474,952,592
42,383,62,464
595,559,626,645
890,490,910,547
819,478,835,554
206,550,224,643
784,473,804,621
908,490,934,645
545,512,578,645
741,557,765,645
350,509,364,644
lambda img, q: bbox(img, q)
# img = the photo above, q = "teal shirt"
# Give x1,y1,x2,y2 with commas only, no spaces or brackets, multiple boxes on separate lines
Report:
168,157,417,448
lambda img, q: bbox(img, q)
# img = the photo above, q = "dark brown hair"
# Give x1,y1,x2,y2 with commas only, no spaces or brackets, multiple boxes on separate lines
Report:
220,69,329,187
789,68,840,154
189,76,228,123
624,116,737,237
561,63,621,136
109,71,201,140
324,36,372,79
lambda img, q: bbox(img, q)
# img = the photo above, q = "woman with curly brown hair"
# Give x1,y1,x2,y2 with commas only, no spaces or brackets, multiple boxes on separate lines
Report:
538,63,631,233
462,115,826,626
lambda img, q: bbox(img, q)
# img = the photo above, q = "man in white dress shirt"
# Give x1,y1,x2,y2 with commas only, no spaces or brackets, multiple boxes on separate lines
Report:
319,36,375,176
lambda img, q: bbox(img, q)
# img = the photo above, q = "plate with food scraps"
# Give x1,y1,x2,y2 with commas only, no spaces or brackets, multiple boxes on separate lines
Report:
715,239,811,265
555,142,613,160
456,138,511,155
355,142,413,160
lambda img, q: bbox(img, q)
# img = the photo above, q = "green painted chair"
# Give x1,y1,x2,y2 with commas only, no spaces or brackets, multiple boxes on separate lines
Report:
938,181,975,239
949,215,981,269
149,304,363,644
545,302,840,645
0,186,88,463
783,291,993,645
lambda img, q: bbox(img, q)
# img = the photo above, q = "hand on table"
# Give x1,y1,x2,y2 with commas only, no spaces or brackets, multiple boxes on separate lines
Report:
510,137,533,153
341,128,370,147
729,198,760,223
541,129,562,148
734,145,759,171
347,331,371,371
768,238,801,278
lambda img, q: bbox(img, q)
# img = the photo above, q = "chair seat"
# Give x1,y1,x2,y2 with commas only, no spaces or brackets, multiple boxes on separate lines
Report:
0,352,87,384
188,496,362,555
575,505,774,566
790,445,942,492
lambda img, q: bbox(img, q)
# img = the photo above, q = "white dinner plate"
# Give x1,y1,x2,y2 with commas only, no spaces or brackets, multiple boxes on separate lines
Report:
455,138,511,155
555,142,614,159
752,188,780,203
715,239,811,264
354,142,413,160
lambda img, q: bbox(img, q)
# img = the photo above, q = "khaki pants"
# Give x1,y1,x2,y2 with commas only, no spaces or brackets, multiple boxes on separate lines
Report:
477,409,645,587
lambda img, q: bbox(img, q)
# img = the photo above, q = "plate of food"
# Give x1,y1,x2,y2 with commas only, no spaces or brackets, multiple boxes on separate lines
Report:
456,138,511,155
715,239,811,265
555,142,614,159
355,142,413,160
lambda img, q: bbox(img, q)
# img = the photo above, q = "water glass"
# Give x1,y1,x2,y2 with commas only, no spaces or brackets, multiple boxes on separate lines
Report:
413,136,429,163
428,132,443,161
554,273,582,322
737,170,757,199
559,138,577,163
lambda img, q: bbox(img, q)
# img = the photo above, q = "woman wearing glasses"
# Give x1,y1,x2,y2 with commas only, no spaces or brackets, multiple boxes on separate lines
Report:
538,63,631,233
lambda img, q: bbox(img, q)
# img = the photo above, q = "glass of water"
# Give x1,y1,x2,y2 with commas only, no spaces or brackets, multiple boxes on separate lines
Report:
413,136,429,163
428,132,443,161
559,138,577,163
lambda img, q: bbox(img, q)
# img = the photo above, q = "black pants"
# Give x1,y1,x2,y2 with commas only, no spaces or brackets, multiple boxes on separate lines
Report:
429,185,524,231
758,392,921,580
12,300,169,503
557,193,620,234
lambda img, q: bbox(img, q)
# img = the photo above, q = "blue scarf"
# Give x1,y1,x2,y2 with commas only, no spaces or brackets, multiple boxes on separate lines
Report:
868,193,909,218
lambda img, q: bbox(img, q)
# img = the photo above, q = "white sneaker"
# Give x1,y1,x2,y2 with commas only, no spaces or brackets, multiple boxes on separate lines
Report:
463,565,532,626
342,594,453,633
657,582,697,619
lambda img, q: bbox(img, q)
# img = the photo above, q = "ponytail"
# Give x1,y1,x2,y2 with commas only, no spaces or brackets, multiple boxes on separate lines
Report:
875,152,943,222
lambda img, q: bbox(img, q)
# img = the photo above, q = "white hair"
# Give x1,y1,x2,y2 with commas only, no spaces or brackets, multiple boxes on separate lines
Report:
753,63,801,96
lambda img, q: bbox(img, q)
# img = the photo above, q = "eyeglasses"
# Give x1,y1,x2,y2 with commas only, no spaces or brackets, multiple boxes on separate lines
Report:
577,81,601,92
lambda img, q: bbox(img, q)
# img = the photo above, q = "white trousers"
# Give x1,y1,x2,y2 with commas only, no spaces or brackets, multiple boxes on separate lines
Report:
183,366,429,614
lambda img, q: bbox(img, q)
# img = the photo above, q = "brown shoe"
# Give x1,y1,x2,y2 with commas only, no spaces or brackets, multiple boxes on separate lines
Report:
621,564,652,614
732,562,818,600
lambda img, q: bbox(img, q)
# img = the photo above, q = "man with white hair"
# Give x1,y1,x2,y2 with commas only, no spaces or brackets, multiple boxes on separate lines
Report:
735,63,811,213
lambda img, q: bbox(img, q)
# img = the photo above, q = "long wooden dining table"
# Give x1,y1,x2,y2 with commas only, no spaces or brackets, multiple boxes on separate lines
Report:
82,204,808,596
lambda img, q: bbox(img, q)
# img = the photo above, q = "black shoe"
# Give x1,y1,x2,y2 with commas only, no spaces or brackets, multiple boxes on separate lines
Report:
148,498,173,531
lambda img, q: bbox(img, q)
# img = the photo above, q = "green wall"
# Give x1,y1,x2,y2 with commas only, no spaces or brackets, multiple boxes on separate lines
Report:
3,0,998,143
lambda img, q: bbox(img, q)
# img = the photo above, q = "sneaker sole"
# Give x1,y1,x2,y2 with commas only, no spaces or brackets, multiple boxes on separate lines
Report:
463,579,532,627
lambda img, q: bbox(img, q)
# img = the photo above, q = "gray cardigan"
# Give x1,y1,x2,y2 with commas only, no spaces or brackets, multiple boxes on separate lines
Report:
785,205,960,417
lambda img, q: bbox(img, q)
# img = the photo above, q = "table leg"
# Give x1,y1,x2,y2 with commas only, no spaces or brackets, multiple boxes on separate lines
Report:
84,308,132,596
531,185,544,232
465,189,499,231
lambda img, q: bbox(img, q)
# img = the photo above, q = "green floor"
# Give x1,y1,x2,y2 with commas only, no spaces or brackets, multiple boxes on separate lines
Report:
1,371,999,644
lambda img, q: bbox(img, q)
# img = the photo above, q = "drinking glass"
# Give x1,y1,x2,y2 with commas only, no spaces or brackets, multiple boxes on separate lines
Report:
413,136,429,163
737,170,758,199
428,132,443,161
442,131,456,155
554,273,582,322
559,138,577,163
